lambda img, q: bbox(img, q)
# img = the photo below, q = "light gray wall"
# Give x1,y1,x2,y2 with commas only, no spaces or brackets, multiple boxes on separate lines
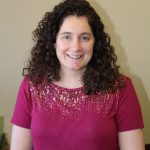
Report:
0,0,150,144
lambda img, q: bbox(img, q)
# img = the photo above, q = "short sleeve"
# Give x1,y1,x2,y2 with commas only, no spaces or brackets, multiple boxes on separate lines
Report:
11,77,32,128
116,77,144,132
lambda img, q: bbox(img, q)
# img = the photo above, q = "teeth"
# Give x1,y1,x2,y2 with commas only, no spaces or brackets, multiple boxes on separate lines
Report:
67,54,82,59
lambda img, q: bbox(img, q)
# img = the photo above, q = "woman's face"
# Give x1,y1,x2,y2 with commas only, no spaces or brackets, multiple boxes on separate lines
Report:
55,15,95,72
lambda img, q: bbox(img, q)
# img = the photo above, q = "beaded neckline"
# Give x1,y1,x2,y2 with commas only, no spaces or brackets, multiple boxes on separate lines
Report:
51,82,84,92
28,77,119,119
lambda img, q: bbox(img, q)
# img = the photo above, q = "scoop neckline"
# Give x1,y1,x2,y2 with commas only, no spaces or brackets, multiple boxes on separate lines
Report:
51,82,83,92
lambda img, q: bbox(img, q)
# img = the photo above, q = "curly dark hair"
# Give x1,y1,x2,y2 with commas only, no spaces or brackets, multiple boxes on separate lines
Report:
23,0,125,94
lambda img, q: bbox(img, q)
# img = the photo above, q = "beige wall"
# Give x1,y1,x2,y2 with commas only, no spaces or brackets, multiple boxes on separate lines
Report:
0,0,150,144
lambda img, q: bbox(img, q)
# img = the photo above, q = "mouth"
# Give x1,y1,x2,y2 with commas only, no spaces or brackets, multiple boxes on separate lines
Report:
66,54,83,59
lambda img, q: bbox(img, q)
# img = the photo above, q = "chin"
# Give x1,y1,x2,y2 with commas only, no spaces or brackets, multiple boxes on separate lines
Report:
69,66,86,71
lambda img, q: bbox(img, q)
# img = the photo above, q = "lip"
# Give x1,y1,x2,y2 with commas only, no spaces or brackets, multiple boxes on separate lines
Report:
66,54,83,59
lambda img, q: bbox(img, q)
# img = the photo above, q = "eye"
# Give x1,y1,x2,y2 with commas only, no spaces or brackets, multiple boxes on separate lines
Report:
81,35,91,41
62,35,71,40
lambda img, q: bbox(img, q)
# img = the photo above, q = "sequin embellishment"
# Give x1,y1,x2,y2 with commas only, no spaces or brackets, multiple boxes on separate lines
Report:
27,80,119,119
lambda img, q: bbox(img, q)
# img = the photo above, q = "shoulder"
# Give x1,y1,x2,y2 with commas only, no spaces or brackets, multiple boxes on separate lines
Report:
116,75,144,131
117,75,140,109
21,76,38,90
21,76,52,98
20,76,31,87
119,75,135,96
18,76,34,98
123,75,132,85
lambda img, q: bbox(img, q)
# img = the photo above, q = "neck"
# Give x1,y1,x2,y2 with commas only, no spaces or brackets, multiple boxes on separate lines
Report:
54,68,85,88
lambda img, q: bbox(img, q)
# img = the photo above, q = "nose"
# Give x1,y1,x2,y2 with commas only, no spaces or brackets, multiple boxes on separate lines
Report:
70,38,81,52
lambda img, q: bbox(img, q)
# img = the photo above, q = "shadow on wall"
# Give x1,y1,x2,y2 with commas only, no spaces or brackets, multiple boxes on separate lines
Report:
89,0,150,144
130,74,150,145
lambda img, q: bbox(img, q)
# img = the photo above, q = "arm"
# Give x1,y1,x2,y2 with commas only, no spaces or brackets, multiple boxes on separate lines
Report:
118,129,145,150
10,125,32,150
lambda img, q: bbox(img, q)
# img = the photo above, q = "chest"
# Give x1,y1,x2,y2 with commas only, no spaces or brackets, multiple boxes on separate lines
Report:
29,84,120,150
31,109,118,150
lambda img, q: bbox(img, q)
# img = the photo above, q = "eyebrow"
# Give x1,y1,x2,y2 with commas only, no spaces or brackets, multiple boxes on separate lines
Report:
60,32,71,35
60,32,93,36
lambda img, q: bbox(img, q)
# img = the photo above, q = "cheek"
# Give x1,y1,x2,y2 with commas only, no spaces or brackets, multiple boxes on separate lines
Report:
55,41,68,52
84,42,94,54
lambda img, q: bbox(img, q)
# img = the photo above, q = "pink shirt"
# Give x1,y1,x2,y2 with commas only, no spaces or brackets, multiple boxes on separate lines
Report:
11,76,144,150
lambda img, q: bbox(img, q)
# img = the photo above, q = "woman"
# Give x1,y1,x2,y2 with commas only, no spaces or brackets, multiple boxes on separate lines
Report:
11,0,144,149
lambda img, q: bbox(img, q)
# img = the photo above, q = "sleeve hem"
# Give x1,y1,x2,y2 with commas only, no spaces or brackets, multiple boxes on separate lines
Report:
118,125,144,132
11,119,30,129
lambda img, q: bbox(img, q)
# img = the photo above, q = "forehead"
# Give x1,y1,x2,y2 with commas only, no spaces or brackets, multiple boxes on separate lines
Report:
58,15,92,33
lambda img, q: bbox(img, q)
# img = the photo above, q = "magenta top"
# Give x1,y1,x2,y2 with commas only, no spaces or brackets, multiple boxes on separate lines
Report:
11,76,144,150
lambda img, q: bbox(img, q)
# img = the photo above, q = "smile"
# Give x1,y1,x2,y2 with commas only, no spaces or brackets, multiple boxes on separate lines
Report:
67,54,82,59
